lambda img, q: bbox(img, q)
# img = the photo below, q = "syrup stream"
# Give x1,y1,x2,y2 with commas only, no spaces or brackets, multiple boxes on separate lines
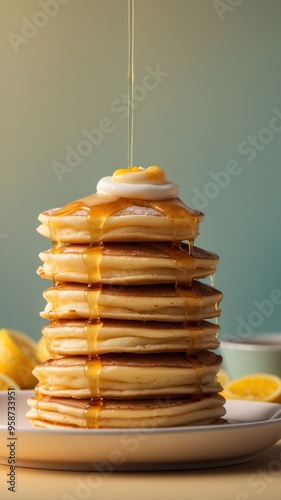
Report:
128,0,135,169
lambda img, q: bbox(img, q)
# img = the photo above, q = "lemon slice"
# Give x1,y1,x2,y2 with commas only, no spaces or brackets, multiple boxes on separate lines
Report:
223,373,281,403
0,373,21,391
37,335,50,363
217,369,230,389
0,328,39,389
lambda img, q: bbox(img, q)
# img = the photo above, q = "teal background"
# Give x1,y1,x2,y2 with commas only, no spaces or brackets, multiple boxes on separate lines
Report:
1,0,281,341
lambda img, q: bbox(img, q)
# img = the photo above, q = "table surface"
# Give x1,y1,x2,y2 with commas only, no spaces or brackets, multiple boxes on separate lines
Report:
0,440,280,500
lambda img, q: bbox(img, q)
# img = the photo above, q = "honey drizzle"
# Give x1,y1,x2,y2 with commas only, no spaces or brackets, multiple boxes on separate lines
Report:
128,0,135,168
176,284,204,364
43,329,55,359
47,246,62,283
189,356,205,398
83,398,104,428
82,244,103,283
149,242,196,287
186,323,204,354
45,285,61,320
176,285,203,324
46,244,104,284
48,200,86,247
83,319,103,355
214,299,220,326
187,324,196,354
85,283,102,319
151,198,201,246
83,354,104,425
82,290,104,426
84,355,103,396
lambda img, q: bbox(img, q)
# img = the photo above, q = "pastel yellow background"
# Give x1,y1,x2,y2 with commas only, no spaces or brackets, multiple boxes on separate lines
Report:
1,0,281,340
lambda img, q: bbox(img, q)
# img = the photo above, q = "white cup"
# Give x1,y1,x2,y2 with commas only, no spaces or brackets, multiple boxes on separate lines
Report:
220,333,281,379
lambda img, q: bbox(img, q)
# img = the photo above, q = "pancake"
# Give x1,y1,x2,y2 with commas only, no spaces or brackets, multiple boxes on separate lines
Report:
37,243,219,285
32,351,222,398
40,280,222,322
42,319,220,355
26,393,226,428
37,196,204,244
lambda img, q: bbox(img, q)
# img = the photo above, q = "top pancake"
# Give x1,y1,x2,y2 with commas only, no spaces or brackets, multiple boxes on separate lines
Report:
37,195,204,244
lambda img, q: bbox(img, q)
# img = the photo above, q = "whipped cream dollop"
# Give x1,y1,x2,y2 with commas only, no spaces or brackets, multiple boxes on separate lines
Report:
96,166,180,200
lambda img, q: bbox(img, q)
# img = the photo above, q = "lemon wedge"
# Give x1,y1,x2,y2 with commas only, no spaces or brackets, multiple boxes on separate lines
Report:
37,335,50,363
222,373,281,403
0,373,21,391
0,328,39,389
217,369,230,389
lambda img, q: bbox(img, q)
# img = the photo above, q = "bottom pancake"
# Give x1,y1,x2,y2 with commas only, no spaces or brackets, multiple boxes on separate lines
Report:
26,393,226,428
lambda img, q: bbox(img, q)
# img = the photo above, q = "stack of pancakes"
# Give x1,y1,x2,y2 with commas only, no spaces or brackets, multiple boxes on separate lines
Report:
27,191,225,428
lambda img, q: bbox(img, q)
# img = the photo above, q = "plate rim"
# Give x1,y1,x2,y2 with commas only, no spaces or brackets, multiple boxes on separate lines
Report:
0,390,281,436
1,391,281,470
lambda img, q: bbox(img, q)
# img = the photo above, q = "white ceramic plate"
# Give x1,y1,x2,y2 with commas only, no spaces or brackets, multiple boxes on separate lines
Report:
0,390,281,471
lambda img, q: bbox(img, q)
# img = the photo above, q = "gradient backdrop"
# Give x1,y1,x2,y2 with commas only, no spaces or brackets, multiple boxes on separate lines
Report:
1,0,281,342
